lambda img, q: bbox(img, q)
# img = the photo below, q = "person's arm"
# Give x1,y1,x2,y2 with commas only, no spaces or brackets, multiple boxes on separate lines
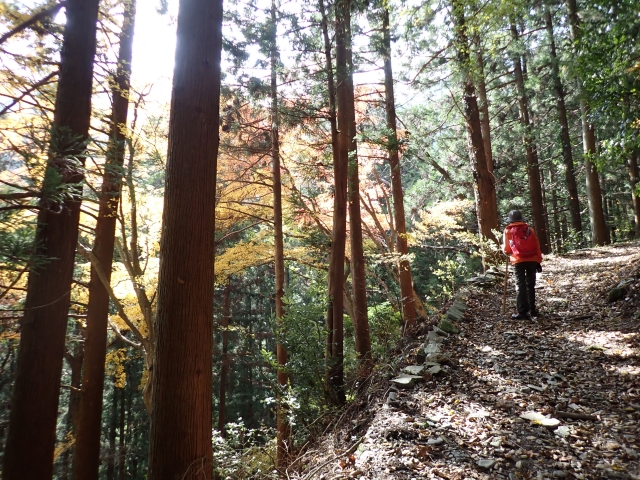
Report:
530,227,543,259
530,227,543,271
503,228,511,254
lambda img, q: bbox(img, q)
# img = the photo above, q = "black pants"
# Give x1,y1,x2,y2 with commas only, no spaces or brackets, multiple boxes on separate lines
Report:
514,261,537,314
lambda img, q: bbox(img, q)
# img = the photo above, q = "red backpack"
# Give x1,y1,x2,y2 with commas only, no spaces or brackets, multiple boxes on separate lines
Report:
508,224,538,258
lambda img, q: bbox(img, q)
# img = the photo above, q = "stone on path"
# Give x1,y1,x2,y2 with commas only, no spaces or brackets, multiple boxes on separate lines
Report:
402,365,426,376
426,331,444,344
433,325,449,336
438,319,460,334
608,277,635,302
424,343,441,355
445,307,465,322
477,459,497,469
390,375,423,388
527,384,547,392
427,437,445,446
466,275,498,287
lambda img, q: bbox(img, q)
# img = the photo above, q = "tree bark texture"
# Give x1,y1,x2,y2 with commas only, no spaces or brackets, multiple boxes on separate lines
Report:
2,0,100,478
629,149,640,237
472,33,496,185
326,0,350,405
543,4,583,235
319,0,341,390
147,0,223,477
582,118,610,245
73,2,136,477
510,22,551,254
564,0,610,246
217,280,231,434
382,8,416,328
451,0,498,244
548,165,562,251
118,385,126,480
600,172,609,224
270,0,290,466
59,335,84,480
344,0,371,368
107,385,118,480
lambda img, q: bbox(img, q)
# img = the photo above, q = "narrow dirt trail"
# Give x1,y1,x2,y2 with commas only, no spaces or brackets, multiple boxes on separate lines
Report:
295,242,640,480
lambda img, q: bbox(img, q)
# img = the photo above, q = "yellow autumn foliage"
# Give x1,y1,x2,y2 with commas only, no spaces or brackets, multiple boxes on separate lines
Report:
105,348,127,388
414,199,476,243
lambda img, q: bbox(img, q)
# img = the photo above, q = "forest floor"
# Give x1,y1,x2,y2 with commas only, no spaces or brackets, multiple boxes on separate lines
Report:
291,242,640,480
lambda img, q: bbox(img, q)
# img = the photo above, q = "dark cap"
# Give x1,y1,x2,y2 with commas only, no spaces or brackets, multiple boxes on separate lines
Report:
507,210,523,223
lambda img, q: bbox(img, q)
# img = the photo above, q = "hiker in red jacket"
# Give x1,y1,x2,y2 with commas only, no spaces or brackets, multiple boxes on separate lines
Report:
503,210,543,319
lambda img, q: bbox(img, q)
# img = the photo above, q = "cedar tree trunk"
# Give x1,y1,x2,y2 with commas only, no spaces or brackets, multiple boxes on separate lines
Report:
217,280,231,434
107,385,119,480
548,165,562,251
147,0,223,477
382,8,416,328
472,33,496,186
2,0,100,478
510,22,551,254
628,149,640,237
344,0,371,367
60,336,84,480
118,384,126,480
564,0,610,245
451,0,498,243
270,0,290,466
73,2,136,477
543,4,583,235
326,0,350,405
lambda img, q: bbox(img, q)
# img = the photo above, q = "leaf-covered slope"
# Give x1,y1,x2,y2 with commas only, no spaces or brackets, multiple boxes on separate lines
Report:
292,242,640,480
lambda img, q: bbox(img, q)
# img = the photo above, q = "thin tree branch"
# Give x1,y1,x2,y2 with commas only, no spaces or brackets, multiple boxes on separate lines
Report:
0,2,65,45
0,71,58,116
76,241,147,347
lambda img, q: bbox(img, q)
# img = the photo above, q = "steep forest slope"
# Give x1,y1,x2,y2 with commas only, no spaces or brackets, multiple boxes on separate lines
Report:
292,243,640,480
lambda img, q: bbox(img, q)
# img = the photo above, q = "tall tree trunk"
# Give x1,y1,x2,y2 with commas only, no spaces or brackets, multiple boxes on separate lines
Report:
73,2,137,477
548,165,562,252
451,0,498,244
543,3,582,235
344,1,371,368
472,33,496,189
326,0,348,406
217,280,231,434
118,383,126,480
510,22,551,254
3,0,100,477
582,122,610,245
381,8,416,328
60,332,84,480
107,385,119,480
125,375,133,478
147,0,223,477
269,0,290,467
564,0,610,246
628,149,640,237
600,171,609,227
541,166,551,244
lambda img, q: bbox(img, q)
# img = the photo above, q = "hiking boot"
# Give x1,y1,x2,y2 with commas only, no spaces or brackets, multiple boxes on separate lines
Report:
511,312,530,320
531,309,541,317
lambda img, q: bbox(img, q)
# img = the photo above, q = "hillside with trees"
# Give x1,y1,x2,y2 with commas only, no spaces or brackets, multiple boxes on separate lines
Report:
0,0,638,478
